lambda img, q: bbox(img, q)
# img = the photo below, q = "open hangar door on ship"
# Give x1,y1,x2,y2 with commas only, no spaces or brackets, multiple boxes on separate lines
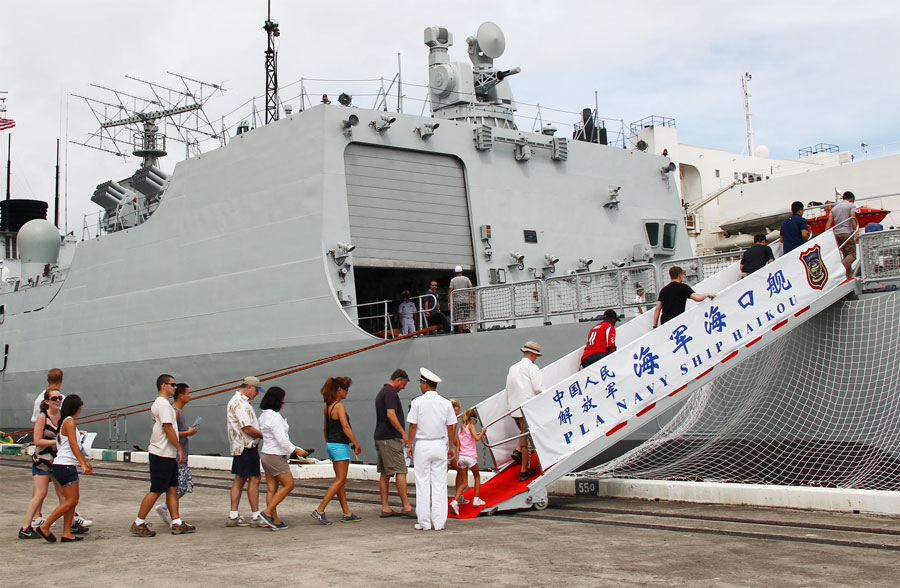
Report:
343,144,475,333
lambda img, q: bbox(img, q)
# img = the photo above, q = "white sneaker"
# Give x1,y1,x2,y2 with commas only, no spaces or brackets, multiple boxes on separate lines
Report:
156,504,171,525
413,523,431,531
31,516,46,529
472,497,486,507
450,500,459,515
74,513,93,527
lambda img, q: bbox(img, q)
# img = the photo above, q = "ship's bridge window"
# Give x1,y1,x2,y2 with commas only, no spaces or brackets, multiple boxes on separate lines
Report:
644,219,678,253
645,222,660,247
662,222,677,250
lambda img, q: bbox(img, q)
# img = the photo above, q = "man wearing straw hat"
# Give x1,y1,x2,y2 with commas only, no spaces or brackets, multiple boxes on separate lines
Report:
505,341,543,481
406,367,457,531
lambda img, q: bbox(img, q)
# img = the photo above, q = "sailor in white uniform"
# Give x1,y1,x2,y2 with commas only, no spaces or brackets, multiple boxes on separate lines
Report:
397,291,417,335
406,367,457,530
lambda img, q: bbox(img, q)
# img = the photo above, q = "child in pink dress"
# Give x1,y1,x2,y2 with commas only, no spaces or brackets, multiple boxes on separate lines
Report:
450,409,485,515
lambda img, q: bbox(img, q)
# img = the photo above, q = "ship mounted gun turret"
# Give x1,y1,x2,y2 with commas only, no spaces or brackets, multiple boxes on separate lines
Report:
425,22,521,129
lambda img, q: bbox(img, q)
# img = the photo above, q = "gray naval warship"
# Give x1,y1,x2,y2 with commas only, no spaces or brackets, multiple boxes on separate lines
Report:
1,22,897,472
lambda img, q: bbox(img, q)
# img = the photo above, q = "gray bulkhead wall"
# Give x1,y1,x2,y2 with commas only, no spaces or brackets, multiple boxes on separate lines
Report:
343,144,474,270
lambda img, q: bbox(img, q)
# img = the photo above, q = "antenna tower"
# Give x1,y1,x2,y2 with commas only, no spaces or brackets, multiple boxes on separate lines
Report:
742,72,755,156
264,0,281,124
72,73,225,167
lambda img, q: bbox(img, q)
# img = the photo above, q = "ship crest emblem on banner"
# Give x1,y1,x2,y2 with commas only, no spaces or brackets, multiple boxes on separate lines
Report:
799,244,828,290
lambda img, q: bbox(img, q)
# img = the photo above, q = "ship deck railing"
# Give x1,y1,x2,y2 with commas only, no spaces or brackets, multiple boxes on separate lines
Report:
859,227,900,284
345,293,436,339
449,264,660,330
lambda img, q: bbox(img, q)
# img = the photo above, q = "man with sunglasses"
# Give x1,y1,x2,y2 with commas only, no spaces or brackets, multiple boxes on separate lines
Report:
131,374,195,536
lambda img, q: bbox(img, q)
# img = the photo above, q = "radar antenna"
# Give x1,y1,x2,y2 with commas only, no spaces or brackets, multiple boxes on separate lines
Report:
264,0,281,124
72,72,225,167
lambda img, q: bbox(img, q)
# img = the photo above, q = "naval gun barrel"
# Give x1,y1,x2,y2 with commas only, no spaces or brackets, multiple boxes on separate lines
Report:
497,67,521,80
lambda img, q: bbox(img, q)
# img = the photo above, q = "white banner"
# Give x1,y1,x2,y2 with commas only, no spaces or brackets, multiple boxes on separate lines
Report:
521,230,846,467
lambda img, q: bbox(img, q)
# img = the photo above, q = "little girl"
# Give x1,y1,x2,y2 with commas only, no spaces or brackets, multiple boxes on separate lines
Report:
450,408,485,514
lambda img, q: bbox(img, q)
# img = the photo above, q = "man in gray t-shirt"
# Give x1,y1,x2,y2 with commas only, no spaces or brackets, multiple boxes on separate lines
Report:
825,191,859,278
448,266,473,334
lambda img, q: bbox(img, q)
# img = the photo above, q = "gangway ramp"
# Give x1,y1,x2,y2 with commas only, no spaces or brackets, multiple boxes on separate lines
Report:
460,229,856,516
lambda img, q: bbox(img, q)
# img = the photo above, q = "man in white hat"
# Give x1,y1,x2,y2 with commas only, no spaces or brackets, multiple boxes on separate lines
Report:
406,367,457,530
448,265,473,334
505,341,543,481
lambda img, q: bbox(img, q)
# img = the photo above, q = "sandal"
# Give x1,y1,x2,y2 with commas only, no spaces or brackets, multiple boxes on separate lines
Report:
35,526,57,543
379,511,399,518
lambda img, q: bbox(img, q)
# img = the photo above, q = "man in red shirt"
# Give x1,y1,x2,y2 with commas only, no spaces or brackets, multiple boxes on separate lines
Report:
580,310,619,368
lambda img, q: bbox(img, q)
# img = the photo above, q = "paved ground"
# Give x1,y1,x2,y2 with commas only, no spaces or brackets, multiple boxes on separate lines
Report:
1,457,898,587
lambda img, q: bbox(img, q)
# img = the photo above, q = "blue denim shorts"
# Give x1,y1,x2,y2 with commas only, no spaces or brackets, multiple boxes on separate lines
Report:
326,442,351,462
52,464,79,487
31,463,52,476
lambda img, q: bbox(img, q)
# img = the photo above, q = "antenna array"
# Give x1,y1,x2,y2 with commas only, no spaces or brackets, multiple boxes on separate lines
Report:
71,72,225,163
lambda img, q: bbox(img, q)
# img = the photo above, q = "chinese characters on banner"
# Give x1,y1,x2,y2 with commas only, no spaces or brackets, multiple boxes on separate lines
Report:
521,232,845,466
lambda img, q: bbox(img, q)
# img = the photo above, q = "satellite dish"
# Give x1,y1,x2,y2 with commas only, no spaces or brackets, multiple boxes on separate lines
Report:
476,22,506,59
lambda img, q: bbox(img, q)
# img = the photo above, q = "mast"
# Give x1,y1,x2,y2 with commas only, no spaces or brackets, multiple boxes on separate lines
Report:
4,134,9,202
1,92,8,202
264,0,280,124
54,139,60,228
742,72,755,156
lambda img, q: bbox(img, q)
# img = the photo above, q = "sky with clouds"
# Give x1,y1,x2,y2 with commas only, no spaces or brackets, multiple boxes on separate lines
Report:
2,0,898,232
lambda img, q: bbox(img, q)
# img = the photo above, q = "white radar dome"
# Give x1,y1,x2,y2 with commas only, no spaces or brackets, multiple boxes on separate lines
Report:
17,219,61,265
754,145,770,158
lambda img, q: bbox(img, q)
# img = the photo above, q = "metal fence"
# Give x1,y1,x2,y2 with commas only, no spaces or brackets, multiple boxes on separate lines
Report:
449,266,659,329
545,264,658,318
451,279,545,330
860,228,900,283
660,251,744,285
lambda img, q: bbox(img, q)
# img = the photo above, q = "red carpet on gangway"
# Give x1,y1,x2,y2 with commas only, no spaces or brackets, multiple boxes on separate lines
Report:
449,454,541,519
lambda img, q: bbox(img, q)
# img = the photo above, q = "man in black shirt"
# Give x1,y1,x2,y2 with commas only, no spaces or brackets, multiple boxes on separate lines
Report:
652,266,717,327
740,234,775,277
374,369,416,518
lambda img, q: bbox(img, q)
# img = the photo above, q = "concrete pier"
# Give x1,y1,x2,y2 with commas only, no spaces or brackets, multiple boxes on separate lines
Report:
1,456,898,587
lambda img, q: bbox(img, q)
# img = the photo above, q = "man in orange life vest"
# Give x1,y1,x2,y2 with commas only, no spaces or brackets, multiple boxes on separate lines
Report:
580,309,620,369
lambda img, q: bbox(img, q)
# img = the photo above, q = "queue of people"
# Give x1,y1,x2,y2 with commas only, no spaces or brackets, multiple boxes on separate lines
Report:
16,362,492,539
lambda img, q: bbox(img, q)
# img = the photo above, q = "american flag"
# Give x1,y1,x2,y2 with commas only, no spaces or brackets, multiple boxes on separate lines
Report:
0,117,15,131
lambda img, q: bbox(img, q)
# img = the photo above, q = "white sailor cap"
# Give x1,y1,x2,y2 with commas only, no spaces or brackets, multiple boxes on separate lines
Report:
419,367,442,384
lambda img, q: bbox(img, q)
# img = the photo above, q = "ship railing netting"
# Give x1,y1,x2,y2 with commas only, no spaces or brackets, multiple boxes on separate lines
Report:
859,228,900,283
449,266,662,329
578,229,900,491
449,254,756,330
